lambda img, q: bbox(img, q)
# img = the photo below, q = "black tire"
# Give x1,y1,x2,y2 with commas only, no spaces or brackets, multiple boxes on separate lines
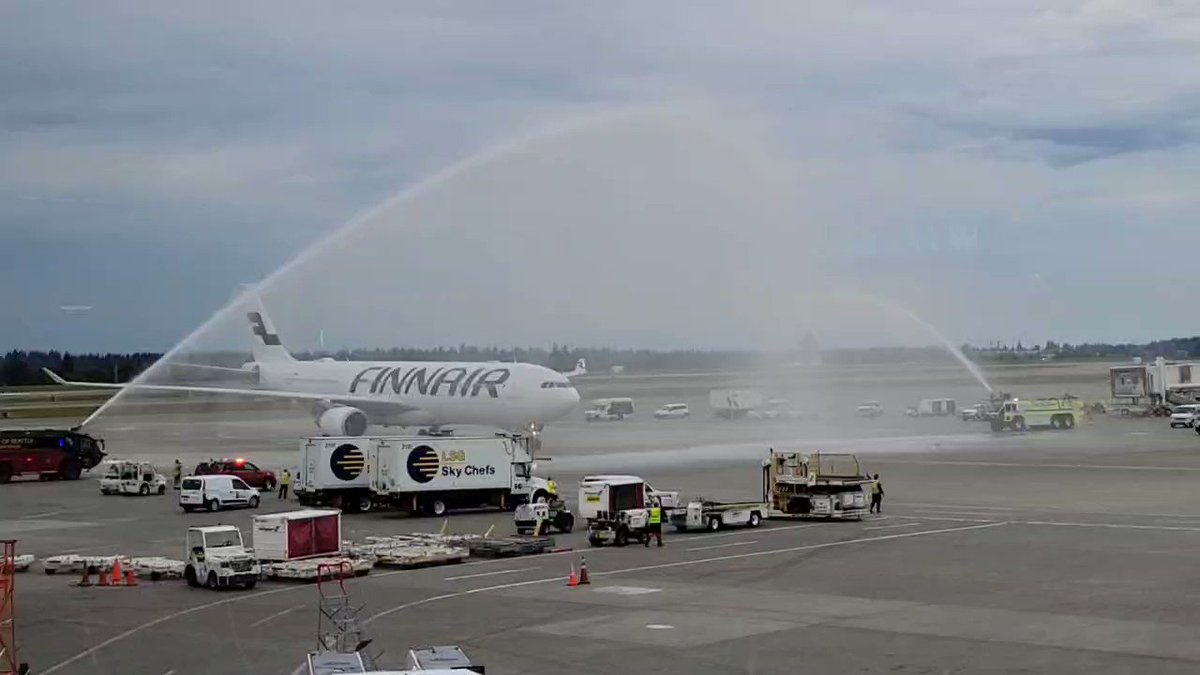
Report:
615,527,629,547
1063,415,1075,429
60,459,82,481
44,568,56,575
557,512,575,533
749,512,762,528
1194,425,1200,436
243,578,257,590
185,566,199,587
516,527,530,536
706,516,721,532
264,479,276,491
206,571,219,590
205,499,218,512
0,463,12,484
430,499,447,517
249,496,260,508
588,535,602,547
356,496,373,513
139,484,150,496
181,505,194,513
1015,417,1027,431
158,485,166,495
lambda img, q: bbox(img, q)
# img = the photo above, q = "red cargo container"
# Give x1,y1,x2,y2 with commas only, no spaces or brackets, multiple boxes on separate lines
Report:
251,509,342,561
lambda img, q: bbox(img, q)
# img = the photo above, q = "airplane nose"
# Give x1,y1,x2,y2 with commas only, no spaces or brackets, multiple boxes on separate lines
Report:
550,386,580,420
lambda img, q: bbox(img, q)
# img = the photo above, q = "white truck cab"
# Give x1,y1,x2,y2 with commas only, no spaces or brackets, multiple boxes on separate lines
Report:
99,460,167,496
579,474,678,509
179,474,261,512
184,525,261,590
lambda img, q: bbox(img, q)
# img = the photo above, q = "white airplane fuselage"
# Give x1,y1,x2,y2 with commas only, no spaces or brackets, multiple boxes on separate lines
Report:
258,358,580,430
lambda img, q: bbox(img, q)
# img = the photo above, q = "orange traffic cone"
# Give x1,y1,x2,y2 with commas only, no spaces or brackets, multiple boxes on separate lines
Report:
110,559,123,587
125,569,139,587
566,564,579,587
77,566,92,587
578,556,590,585
96,564,110,587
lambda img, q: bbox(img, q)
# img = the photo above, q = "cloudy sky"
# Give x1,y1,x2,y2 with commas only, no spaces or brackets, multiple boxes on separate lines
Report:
4,1,1200,352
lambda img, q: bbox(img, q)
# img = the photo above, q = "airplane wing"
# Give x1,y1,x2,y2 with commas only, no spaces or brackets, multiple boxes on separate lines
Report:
165,362,256,375
41,368,419,414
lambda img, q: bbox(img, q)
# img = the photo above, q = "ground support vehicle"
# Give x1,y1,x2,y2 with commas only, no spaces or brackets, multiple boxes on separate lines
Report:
710,389,763,419
296,434,550,516
514,500,575,534
990,397,1080,431
670,500,766,532
907,398,956,417
654,403,690,419
856,401,884,418
762,450,870,520
585,397,635,421
580,475,660,546
0,428,105,482
184,525,260,590
99,460,167,495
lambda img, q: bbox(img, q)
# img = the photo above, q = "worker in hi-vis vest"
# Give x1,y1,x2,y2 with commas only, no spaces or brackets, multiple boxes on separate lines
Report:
644,497,664,547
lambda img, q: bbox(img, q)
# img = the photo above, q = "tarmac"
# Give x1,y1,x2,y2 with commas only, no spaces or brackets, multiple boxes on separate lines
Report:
6,362,1200,674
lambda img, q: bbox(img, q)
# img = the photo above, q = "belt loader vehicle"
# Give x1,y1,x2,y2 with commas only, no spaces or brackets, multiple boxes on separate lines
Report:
670,499,766,532
296,433,551,516
762,450,870,520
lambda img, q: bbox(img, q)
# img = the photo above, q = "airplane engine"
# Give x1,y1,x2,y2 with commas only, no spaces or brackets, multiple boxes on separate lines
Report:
317,406,369,436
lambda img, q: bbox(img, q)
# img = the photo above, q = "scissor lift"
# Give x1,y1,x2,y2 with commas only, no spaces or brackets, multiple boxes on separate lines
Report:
307,561,377,675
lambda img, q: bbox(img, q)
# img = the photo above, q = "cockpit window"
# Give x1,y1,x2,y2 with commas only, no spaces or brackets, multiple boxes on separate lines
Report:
540,381,573,389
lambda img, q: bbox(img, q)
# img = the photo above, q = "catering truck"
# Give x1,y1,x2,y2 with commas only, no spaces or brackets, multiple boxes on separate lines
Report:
295,434,551,516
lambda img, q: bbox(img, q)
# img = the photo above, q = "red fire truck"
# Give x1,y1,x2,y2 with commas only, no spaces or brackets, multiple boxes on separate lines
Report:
0,428,106,482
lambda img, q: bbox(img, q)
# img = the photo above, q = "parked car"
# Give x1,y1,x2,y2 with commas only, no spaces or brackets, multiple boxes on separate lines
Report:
1170,404,1200,428
180,475,261,512
653,403,690,419
193,457,277,489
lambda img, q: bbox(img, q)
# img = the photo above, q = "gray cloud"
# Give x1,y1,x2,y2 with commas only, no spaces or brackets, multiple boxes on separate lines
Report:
4,1,1200,351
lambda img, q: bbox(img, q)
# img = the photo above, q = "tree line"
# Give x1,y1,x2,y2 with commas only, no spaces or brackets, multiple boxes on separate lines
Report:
8,336,1200,386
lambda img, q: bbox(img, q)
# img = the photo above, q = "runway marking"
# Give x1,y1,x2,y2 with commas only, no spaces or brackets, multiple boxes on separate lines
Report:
1013,519,1200,532
683,523,820,541
645,624,674,630
249,605,303,628
360,522,1006,629
864,523,922,531
444,567,536,582
893,502,1018,511
25,510,64,518
160,670,175,675
879,459,1200,472
685,540,758,552
52,521,998,675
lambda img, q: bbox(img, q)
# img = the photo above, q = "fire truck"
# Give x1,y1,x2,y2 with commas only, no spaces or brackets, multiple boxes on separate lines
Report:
0,428,106,482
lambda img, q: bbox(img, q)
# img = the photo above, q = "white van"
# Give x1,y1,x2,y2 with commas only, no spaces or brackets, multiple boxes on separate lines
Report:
180,475,261,512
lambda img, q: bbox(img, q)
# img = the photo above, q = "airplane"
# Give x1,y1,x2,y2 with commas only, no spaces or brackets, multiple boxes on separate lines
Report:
43,304,584,436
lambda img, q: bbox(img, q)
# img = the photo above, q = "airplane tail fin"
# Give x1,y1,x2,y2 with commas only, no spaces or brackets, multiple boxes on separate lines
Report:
564,358,587,378
246,301,295,363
